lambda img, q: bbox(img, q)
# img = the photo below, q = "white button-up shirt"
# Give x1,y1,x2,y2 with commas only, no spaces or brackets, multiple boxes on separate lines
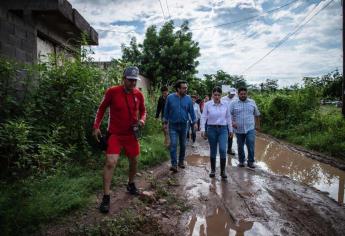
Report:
230,98,260,134
200,100,232,132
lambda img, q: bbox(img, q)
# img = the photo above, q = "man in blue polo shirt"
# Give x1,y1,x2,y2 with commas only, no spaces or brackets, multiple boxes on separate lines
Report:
164,80,196,172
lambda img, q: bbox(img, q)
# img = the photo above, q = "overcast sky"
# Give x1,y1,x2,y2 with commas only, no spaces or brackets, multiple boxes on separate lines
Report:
69,0,342,87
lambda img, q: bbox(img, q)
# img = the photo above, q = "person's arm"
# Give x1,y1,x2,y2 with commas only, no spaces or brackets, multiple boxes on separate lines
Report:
189,99,196,124
229,102,237,129
93,88,112,141
197,105,202,120
163,96,170,129
226,106,233,133
155,97,162,119
255,116,261,131
253,101,261,131
138,93,147,126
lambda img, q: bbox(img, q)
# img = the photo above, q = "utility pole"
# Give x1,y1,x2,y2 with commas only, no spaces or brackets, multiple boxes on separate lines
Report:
343,0,345,117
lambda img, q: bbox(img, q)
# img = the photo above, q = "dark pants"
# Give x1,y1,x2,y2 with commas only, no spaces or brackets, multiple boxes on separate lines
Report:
228,135,233,152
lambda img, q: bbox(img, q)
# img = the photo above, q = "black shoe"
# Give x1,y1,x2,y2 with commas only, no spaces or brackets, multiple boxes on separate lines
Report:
170,166,178,173
227,150,235,155
220,159,227,179
99,195,110,213
127,182,140,195
237,162,245,168
209,158,216,178
247,162,256,169
178,162,185,169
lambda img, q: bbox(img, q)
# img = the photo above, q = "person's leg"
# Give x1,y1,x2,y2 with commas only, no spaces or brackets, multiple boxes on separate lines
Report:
219,127,228,160
103,154,120,195
128,156,138,183
124,135,141,194
236,133,246,166
219,127,228,178
186,121,190,141
178,122,188,167
192,123,197,143
169,123,178,171
207,126,218,177
246,129,256,167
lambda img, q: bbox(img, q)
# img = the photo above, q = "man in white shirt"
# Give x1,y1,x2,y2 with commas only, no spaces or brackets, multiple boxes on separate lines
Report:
221,88,237,155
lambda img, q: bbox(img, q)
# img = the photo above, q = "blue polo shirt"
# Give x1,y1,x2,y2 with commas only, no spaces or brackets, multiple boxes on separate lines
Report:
164,93,196,124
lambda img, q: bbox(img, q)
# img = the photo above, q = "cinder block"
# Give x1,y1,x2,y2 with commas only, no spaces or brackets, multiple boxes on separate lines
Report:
0,42,16,59
15,47,26,62
14,24,27,39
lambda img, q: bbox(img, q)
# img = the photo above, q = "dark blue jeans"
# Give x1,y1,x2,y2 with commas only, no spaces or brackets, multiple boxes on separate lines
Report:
236,129,256,164
169,122,188,166
207,125,228,160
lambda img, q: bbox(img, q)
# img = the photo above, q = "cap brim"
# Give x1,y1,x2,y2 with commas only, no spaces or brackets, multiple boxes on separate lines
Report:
126,76,141,81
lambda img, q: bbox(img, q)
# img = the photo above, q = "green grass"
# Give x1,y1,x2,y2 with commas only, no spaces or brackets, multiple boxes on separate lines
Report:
0,134,169,235
262,109,345,159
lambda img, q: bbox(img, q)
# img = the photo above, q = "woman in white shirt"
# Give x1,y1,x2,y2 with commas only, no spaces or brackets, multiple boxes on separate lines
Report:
200,87,233,179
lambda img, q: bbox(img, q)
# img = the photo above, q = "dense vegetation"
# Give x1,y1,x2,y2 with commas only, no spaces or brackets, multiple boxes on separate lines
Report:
0,52,169,235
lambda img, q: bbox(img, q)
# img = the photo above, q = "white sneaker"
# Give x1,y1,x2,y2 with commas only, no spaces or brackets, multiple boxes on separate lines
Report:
192,142,197,147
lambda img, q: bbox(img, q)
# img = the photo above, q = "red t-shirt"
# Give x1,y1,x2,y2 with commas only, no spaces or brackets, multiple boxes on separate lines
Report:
93,85,146,135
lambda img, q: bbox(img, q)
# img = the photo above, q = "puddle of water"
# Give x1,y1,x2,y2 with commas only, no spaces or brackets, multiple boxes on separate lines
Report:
254,136,345,204
187,155,209,167
188,207,270,236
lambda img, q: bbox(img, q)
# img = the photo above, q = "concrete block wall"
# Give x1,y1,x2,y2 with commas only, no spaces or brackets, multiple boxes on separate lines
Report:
0,7,37,64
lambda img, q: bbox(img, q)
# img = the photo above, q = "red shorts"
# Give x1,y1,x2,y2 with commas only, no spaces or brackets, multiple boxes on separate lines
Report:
106,134,140,157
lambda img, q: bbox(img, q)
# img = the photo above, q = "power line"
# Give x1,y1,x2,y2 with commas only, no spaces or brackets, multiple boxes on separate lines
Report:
190,0,300,31
243,0,334,74
166,0,171,18
158,0,166,20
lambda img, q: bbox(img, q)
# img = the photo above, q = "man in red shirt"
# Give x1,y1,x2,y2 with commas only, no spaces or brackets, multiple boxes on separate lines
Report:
92,66,146,213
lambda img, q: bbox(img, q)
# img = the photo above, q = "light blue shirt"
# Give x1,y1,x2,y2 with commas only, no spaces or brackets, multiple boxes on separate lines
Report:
200,100,232,132
230,98,260,134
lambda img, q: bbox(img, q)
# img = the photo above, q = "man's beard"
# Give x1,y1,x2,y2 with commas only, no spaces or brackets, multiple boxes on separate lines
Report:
239,96,246,101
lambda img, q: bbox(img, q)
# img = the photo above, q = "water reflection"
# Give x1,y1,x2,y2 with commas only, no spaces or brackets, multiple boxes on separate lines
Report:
188,207,255,236
254,137,345,204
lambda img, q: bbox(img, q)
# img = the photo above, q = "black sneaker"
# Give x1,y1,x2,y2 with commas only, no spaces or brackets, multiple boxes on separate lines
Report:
247,162,256,169
170,166,178,173
178,162,185,169
99,195,110,213
127,182,140,195
237,163,245,168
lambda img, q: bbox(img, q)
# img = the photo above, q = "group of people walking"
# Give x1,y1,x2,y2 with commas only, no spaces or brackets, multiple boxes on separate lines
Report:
92,66,260,213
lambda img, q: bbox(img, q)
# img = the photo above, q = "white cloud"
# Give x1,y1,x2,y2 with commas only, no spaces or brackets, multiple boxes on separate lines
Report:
69,0,342,86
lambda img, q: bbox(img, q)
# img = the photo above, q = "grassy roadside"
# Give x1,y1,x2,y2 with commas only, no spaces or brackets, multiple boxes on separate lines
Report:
0,134,169,235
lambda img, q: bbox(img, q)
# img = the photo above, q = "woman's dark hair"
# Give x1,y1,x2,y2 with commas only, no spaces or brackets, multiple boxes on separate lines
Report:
161,86,168,92
174,80,187,91
212,86,222,94
238,87,247,93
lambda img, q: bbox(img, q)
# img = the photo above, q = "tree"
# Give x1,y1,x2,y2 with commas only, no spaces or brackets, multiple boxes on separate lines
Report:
202,70,247,95
261,79,278,92
121,21,200,92
303,70,342,99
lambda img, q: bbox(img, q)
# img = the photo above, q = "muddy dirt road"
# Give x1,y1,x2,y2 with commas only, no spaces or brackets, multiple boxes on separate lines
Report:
178,133,345,236
45,133,345,236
